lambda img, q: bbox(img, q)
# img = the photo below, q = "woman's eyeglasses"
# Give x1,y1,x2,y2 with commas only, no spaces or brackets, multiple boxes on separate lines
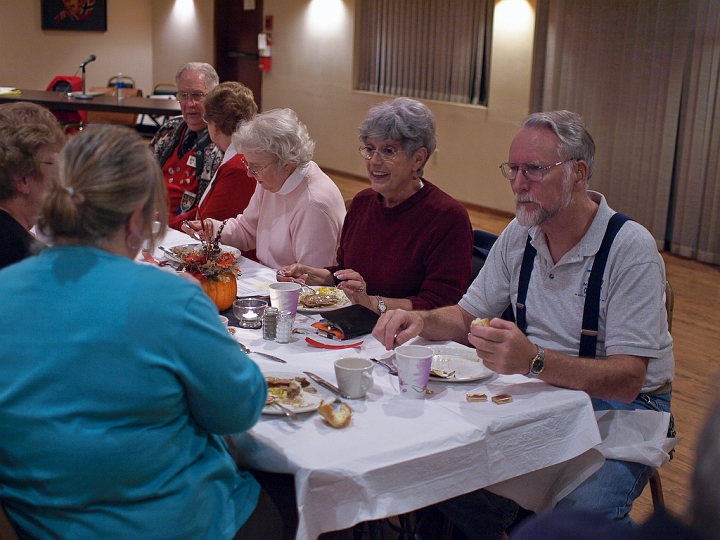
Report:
241,157,271,176
358,145,405,161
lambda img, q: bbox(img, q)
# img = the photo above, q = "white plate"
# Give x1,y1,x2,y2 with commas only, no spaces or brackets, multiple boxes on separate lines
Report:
162,243,242,262
297,286,350,314
263,371,335,415
428,345,494,382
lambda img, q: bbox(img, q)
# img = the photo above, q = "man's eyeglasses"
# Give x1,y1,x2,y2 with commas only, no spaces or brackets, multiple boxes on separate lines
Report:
358,145,405,161
241,156,271,176
177,91,207,104
499,159,574,182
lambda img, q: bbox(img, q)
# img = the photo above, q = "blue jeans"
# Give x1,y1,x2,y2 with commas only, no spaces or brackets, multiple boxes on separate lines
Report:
554,393,673,524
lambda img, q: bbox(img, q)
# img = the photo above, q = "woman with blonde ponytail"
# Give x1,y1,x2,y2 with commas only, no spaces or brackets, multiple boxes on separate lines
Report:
0,125,279,539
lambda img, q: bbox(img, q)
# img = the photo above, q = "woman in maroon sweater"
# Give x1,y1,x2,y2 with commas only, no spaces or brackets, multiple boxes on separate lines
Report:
169,82,257,232
278,97,472,313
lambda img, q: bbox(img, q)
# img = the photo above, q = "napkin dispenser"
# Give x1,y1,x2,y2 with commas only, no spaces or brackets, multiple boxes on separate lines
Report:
317,304,379,340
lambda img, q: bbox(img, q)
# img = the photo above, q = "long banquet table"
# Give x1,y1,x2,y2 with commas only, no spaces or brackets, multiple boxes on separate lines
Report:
143,231,605,540
0,89,181,116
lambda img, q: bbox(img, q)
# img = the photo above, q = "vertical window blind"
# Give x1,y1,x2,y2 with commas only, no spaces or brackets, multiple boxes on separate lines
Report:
356,0,493,105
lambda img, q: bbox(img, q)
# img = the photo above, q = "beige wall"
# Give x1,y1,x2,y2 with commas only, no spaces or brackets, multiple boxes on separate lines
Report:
0,0,154,94
0,0,532,213
151,0,215,88
261,0,536,212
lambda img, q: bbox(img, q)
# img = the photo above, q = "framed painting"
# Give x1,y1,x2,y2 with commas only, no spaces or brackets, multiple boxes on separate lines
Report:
41,0,107,31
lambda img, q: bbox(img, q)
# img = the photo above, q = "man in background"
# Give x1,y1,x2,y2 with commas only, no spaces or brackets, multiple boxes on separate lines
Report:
150,62,223,229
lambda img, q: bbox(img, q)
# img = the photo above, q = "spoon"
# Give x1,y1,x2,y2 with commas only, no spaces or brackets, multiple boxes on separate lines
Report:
237,342,287,364
266,395,299,420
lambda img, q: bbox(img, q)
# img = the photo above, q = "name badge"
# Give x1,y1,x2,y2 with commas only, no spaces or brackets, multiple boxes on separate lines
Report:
187,155,197,168
179,190,197,213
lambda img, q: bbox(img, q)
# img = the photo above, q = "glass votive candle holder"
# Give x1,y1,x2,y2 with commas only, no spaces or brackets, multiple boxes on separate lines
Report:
233,298,267,329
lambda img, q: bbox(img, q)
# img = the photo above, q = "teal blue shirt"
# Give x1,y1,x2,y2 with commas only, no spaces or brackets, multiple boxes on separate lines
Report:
0,246,267,539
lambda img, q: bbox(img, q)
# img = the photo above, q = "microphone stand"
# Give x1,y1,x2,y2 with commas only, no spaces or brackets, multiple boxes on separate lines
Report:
73,63,94,100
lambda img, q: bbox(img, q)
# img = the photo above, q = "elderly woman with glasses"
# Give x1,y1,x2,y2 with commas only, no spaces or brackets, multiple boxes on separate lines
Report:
278,97,473,313
0,102,65,270
169,81,258,231
187,108,345,269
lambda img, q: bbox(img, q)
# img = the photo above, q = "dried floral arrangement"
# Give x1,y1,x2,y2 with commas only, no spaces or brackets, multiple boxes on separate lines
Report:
171,220,240,281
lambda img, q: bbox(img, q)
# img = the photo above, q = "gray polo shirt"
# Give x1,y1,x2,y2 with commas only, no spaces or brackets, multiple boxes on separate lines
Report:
459,191,674,393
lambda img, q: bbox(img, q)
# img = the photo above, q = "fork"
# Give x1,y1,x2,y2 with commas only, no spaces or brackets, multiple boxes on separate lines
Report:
276,269,317,295
266,395,299,420
370,357,398,376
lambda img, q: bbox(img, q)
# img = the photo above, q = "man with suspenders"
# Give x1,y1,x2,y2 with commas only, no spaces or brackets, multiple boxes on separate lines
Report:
373,111,675,535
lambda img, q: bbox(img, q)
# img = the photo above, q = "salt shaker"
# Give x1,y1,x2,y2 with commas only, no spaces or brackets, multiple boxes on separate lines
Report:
263,307,279,340
275,310,293,344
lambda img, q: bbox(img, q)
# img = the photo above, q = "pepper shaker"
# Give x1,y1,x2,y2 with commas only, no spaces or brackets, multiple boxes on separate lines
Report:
262,307,279,340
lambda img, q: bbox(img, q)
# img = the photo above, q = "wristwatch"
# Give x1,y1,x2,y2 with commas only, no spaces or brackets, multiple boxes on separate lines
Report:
526,344,545,378
376,295,387,314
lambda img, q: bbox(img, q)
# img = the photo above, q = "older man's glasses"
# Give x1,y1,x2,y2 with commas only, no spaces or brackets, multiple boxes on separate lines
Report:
177,91,206,104
499,159,574,182
241,157,271,176
358,145,405,161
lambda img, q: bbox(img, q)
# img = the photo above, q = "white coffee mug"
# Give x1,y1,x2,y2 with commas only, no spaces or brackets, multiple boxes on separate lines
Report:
395,345,433,399
269,282,301,317
334,357,374,399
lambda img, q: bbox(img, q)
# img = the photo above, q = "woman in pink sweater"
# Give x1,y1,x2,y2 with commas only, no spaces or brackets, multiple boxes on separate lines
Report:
187,109,345,269
278,98,472,313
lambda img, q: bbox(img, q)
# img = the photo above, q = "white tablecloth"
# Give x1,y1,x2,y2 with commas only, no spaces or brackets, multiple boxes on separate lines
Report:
143,232,604,540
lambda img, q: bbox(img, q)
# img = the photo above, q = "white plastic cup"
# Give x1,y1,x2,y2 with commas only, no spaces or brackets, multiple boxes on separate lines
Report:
218,315,229,327
395,345,433,399
334,357,374,399
268,282,301,317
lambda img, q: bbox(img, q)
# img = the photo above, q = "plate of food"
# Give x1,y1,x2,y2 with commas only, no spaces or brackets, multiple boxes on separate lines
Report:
297,286,350,314
428,345,494,382
263,372,335,415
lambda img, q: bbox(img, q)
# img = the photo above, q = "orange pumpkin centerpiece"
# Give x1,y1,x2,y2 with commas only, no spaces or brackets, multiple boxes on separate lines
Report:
170,222,241,312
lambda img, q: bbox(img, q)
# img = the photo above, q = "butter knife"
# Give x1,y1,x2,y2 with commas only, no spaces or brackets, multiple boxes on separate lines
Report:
303,371,352,399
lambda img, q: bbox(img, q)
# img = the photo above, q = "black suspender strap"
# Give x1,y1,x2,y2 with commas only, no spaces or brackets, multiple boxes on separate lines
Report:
515,235,536,335
514,213,631,355
579,212,631,358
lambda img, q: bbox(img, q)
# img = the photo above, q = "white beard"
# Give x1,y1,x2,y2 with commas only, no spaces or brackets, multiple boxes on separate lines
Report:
514,174,574,227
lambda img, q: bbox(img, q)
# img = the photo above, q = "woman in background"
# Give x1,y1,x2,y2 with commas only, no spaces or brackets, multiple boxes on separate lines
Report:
0,125,280,539
0,102,65,269
278,97,472,313
189,108,345,269
171,81,258,230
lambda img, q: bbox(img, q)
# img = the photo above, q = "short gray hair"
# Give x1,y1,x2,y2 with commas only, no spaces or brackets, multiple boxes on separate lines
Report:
0,122,65,201
359,97,436,175
175,62,219,91
521,110,595,179
39,125,167,248
232,108,315,169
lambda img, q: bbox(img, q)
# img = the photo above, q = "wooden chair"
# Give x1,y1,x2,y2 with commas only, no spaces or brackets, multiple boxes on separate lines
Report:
646,279,674,511
107,75,136,89
0,503,19,540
